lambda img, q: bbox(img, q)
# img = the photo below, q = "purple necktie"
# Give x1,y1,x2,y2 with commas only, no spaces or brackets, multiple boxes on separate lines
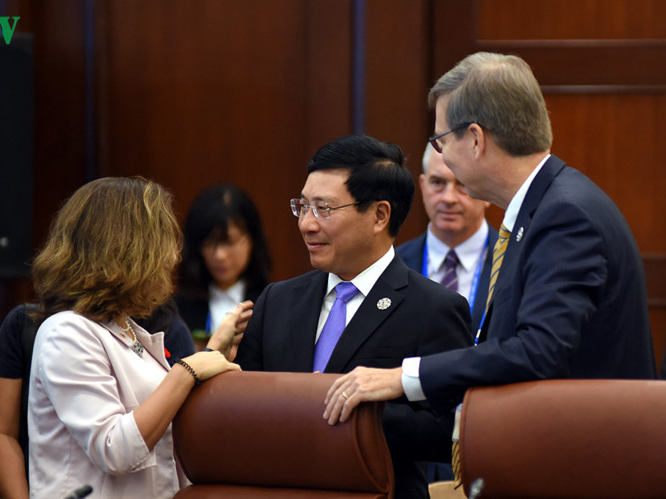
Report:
313,282,359,372
440,249,459,291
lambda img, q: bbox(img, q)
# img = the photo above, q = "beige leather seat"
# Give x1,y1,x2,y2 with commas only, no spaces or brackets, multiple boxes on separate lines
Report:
428,480,467,499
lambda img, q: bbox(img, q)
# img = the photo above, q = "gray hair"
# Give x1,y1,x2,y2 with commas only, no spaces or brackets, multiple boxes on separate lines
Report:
428,52,552,156
422,142,435,173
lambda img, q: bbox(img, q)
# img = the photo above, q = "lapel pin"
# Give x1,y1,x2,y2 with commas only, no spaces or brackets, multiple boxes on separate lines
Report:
376,297,391,310
516,226,524,242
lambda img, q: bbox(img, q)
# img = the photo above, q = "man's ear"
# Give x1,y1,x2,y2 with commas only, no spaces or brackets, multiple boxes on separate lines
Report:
468,123,485,160
374,200,391,234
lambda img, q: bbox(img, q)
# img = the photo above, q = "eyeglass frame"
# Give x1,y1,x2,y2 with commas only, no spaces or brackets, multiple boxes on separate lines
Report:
428,123,473,154
290,198,361,220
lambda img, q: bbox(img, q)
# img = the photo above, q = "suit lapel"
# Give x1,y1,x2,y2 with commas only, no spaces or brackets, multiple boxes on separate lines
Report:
483,155,567,339
402,234,427,272
285,271,328,371
500,155,565,281
324,256,407,373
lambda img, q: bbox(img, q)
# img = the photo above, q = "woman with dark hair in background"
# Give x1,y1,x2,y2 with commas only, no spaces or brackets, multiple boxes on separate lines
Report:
175,184,271,347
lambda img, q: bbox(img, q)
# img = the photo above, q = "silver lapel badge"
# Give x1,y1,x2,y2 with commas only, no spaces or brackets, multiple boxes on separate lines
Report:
376,297,391,310
516,226,524,242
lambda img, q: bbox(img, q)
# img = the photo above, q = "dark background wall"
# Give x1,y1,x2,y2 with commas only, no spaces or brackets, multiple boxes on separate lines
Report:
2,0,665,365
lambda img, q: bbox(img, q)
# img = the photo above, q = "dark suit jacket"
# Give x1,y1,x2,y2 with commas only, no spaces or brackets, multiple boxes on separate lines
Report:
397,225,498,332
419,155,657,415
236,255,473,499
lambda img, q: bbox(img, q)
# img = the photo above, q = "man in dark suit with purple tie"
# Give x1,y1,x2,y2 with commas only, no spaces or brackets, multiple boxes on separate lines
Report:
236,134,473,498
324,52,656,429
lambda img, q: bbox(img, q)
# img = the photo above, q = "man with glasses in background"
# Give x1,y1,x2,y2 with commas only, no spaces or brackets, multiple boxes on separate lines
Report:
235,134,473,499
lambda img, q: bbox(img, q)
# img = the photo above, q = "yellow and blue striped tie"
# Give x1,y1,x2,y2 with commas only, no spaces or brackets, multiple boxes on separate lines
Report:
452,223,511,489
486,224,511,308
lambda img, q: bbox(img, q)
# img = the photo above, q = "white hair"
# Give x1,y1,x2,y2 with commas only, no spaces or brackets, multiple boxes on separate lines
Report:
422,142,435,173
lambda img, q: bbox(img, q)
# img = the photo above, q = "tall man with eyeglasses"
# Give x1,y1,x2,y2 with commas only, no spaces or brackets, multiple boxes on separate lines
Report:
235,134,473,499
324,52,656,434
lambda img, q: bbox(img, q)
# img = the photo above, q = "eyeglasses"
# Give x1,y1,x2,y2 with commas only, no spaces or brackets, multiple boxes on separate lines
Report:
428,123,472,153
290,198,360,219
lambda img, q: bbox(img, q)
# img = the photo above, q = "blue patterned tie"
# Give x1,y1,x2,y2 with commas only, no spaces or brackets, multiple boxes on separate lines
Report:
440,249,459,291
313,282,359,372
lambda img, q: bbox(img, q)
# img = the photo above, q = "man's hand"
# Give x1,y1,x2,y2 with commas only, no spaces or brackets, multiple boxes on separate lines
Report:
323,366,404,425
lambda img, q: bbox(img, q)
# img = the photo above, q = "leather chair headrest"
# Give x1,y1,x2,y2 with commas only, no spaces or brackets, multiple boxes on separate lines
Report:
459,379,666,498
173,371,393,497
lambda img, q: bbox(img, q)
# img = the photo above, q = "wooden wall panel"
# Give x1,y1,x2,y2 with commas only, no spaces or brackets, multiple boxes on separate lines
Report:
546,94,666,252
0,0,88,318
303,1,353,155
95,0,353,282
365,0,431,245
477,0,666,40
29,0,88,243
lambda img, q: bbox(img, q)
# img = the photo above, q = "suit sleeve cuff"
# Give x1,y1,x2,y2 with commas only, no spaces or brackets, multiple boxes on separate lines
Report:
401,356,426,401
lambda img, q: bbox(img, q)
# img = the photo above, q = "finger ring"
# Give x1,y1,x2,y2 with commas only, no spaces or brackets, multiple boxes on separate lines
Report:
342,392,348,400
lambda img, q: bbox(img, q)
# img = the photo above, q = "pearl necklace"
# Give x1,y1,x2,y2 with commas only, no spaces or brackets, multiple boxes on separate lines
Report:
121,319,145,357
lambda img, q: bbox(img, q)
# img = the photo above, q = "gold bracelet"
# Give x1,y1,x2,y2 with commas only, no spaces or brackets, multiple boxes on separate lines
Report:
175,359,201,386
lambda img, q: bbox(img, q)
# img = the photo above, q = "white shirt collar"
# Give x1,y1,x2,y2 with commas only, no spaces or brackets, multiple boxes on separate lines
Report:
426,221,489,273
209,279,245,304
502,154,551,232
326,246,395,298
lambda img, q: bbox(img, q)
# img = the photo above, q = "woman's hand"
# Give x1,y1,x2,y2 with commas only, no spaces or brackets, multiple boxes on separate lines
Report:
136,350,241,450
181,350,241,383
205,300,254,360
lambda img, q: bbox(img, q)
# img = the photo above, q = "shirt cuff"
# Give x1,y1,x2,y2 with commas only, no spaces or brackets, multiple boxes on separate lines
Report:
401,356,426,402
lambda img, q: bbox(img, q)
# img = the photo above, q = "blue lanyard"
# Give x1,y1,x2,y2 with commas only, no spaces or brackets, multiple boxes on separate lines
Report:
422,234,489,314
473,236,493,345
475,309,487,345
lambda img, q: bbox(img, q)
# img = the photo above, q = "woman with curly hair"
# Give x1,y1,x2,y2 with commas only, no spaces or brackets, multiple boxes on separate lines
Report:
28,177,250,499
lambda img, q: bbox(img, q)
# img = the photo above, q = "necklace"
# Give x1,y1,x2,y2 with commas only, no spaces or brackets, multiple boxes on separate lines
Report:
121,319,145,357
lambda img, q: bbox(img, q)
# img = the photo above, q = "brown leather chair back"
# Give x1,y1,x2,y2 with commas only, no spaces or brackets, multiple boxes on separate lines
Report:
173,371,394,498
459,379,666,499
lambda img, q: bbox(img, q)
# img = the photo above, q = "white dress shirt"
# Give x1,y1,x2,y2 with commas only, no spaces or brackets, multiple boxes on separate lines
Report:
315,246,395,343
28,311,188,499
208,280,245,333
402,154,551,401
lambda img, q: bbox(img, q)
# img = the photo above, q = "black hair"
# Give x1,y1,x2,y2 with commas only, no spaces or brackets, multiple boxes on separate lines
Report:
178,184,271,300
307,134,414,237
